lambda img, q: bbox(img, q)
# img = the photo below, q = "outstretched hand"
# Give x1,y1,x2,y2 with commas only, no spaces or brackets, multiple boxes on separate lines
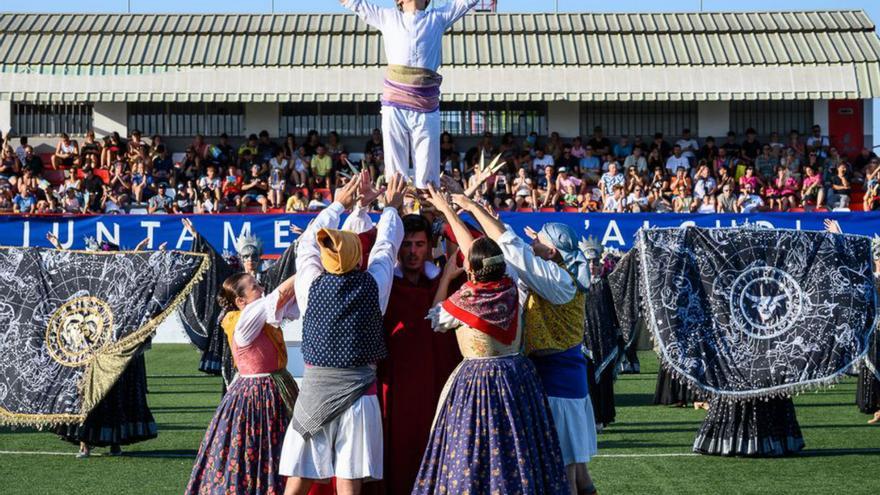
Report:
426,183,454,216
357,170,382,209
134,237,151,251
450,193,478,213
441,247,465,281
334,172,360,210
384,174,408,210
181,217,196,237
823,219,842,235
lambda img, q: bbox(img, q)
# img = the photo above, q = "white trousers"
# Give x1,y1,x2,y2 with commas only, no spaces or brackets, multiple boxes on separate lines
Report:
381,105,441,189
279,395,384,481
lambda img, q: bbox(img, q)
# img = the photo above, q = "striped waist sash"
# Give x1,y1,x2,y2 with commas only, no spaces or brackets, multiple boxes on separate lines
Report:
381,64,442,113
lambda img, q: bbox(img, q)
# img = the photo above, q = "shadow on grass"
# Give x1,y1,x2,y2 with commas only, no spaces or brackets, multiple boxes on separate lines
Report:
147,389,220,395
598,439,695,450
795,447,880,457
614,393,656,407
154,424,207,432
122,449,198,459
151,406,218,412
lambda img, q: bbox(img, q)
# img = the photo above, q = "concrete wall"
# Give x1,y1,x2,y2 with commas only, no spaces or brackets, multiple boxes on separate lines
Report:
547,101,581,138
864,99,874,149
244,103,280,138
92,102,128,138
697,101,730,138
0,100,10,135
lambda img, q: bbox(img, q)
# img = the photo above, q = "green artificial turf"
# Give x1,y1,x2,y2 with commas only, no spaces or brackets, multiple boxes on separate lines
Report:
1,346,878,494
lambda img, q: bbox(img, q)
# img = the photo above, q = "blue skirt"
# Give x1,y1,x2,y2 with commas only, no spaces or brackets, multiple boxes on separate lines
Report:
186,371,298,495
412,354,568,495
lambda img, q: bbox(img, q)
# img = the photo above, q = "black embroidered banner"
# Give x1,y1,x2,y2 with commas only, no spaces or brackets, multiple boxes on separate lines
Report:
610,227,877,398
0,247,207,426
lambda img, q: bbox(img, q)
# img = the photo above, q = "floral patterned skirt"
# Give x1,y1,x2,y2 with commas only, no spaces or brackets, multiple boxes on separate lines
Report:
186,370,298,495
412,354,568,495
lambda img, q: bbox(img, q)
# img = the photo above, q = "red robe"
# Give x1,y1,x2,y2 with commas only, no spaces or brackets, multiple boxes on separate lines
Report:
371,271,462,495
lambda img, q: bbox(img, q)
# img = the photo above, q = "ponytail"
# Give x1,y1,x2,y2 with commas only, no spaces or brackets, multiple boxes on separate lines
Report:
217,272,251,312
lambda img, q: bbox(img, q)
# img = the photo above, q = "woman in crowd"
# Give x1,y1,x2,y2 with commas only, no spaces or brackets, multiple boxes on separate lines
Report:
186,270,300,494
413,187,569,494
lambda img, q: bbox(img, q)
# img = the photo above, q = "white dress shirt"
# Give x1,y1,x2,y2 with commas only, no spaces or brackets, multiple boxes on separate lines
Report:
234,288,300,347
343,0,479,72
496,229,577,307
295,202,404,315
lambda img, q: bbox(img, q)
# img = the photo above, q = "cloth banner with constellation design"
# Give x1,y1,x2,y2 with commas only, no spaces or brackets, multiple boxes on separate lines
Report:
610,226,877,399
0,247,208,426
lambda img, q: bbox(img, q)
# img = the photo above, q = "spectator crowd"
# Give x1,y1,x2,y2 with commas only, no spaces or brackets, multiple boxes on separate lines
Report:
1,124,878,215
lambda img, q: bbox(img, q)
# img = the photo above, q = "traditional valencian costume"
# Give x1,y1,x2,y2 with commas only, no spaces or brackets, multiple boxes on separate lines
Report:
186,281,300,494
54,240,157,454
856,241,880,420
497,223,599,470
580,237,622,428
344,207,463,495
414,251,568,494
342,0,478,188
280,200,403,483
611,226,876,457
182,230,297,390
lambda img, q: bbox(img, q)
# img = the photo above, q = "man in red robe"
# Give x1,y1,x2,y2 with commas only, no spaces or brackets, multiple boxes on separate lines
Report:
376,214,462,495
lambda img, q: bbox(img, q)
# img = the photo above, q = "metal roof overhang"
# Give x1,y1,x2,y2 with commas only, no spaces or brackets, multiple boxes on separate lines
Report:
1,63,877,103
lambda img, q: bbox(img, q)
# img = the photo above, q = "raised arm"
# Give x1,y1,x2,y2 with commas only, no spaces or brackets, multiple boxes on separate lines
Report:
437,0,480,28
427,184,474,257
340,0,390,30
233,278,298,348
495,229,577,305
294,177,359,313
366,174,406,314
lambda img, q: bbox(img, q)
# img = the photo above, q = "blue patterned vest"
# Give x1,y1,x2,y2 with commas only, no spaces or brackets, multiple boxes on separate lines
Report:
302,271,387,368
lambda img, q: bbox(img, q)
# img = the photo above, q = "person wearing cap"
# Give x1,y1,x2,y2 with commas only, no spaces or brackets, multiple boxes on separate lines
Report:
280,174,407,495
341,0,479,189
147,183,171,214
451,194,599,495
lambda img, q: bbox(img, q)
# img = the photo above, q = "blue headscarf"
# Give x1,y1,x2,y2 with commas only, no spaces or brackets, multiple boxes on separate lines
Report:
539,222,591,292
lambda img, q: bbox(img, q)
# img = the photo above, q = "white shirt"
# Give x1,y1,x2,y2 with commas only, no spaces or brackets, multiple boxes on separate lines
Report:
234,288,300,347
676,138,699,159
739,194,764,213
295,201,404,316
343,0,478,72
496,229,577,308
666,155,691,174
532,155,555,174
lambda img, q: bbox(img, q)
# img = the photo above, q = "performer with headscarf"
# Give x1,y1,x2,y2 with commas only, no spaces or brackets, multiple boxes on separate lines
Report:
452,193,598,495
341,0,478,189
186,268,300,494
344,200,463,495
579,236,622,429
410,187,568,494
279,175,407,495
47,234,157,458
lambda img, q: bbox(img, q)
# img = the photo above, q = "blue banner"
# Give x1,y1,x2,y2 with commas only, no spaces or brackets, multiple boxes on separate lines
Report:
2,212,880,254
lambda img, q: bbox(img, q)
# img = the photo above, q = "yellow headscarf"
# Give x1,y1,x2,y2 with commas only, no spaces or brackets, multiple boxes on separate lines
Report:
317,228,363,275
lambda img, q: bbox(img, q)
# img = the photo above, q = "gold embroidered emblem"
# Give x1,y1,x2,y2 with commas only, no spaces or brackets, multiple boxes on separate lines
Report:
45,297,114,367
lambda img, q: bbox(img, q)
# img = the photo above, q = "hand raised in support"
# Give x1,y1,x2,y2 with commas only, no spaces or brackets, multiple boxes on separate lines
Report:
334,172,360,210
384,174,408,210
